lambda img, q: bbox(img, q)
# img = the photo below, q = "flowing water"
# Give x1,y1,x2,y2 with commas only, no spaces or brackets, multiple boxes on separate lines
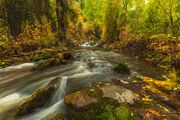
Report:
0,43,166,120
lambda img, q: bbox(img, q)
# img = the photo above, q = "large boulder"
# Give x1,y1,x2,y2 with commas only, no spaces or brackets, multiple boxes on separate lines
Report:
64,83,137,120
64,83,139,111
101,84,139,104
64,91,98,110
16,78,60,116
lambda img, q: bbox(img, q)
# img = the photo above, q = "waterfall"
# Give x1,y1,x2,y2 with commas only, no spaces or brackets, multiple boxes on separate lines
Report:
50,76,68,104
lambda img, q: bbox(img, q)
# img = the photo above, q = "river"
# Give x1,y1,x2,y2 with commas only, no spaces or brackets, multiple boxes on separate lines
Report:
0,43,166,120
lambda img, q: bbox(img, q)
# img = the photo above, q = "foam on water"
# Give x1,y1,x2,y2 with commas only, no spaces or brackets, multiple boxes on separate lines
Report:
0,63,35,72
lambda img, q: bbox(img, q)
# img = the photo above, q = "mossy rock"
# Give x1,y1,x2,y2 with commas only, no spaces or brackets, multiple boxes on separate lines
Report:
16,78,60,116
65,85,135,120
32,54,50,62
115,106,134,120
51,113,64,120
68,99,134,120
113,63,130,74
0,61,10,68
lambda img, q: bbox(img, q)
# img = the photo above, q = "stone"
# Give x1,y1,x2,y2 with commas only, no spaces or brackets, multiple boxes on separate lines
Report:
16,78,60,116
102,85,139,104
35,58,55,70
51,113,64,120
64,91,98,110
63,52,73,60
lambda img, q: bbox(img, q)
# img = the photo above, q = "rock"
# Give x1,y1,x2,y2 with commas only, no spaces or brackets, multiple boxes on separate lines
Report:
64,83,139,111
63,52,73,60
64,84,136,120
41,48,58,56
62,47,69,51
32,53,50,62
35,58,55,70
102,85,139,104
55,53,65,63
113,63,130,74
64,91,98,110
88,61,95,68
0,61,10,68
51,113,64,120
16,78,60,116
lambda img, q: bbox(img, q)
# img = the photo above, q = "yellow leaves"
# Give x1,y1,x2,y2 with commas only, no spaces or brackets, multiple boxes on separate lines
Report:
157,104,169,113
133,80,137,83
146,108,160,117
142,95,153,104
143,77,179,91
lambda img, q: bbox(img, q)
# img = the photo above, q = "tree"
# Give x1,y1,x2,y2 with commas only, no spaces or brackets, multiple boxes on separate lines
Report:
56,0,68,42
103,0,121,42
156,0,178,37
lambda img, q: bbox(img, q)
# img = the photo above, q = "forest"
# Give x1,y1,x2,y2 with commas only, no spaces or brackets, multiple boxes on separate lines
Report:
0,0,180,120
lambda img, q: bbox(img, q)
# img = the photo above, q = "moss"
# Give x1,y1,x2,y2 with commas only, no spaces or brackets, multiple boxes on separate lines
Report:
0,61,10,68
115,106,134,120
86,88,103,99
32,54,50,62
51,113,64,120
68,96,134,120
113,63,130,74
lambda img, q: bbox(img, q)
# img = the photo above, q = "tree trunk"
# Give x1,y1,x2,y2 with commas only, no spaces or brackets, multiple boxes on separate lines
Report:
169,11,175,37
44,0,56,32
56,0,68,43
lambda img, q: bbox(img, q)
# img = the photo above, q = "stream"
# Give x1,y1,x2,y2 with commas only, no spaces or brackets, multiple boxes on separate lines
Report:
0,43,166,120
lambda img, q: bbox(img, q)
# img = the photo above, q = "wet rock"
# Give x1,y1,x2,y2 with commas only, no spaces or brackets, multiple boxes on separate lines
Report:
88,61,95,68
102,85,139,104
0,61,11,68
32,53,50,62
55,53,65,63
51,113,64,120
63,52,73,60
35,58,55,70
64,83,139,111
41,48,58,56
64,91,98,110
64,83,136,120
16,78,60,116
113,63,130,74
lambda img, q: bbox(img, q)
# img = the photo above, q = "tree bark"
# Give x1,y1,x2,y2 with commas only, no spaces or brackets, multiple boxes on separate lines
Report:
44,0,56,32
56,0,68,42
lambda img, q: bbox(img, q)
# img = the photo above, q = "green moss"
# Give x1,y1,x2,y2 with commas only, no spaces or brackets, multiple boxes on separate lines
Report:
51,113,64,120
115,106,134,120
32,54,50,62
86,88,103,99
68,97,134,120
113,63,130,74
0,61,10,68
96,112,115,120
